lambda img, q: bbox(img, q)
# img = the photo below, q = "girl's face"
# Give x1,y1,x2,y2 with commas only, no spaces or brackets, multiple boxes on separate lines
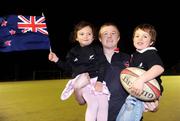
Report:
99,26,120,49
133,28,153,50
76,26,94,47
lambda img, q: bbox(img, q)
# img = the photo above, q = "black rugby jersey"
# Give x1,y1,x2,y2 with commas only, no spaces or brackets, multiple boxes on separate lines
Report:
56,43,106,82
130,47,164,94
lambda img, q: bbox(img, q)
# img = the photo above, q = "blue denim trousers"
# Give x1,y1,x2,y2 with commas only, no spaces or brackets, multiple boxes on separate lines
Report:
116,95,144,121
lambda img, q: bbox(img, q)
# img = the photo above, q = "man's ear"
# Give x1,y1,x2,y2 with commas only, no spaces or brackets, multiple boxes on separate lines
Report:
150,41,154,45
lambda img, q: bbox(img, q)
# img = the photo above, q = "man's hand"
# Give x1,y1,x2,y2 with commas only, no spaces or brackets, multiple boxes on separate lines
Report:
94,81,103,92
144,100,159,112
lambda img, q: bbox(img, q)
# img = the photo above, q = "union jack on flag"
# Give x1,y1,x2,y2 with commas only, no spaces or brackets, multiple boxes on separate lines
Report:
18,15,48,35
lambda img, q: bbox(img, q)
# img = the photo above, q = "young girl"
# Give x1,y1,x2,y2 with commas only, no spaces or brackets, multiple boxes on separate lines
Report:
116,24,164,121
49,21,110,121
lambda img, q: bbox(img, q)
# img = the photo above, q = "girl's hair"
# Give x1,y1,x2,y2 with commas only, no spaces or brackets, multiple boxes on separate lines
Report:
72,21,96,42
133,24,157,45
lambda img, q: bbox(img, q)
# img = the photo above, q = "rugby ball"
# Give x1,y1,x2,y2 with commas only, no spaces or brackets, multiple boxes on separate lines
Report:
120,67,161,101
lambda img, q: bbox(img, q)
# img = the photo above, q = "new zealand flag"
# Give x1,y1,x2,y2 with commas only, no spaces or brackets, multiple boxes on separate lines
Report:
0,15,50,52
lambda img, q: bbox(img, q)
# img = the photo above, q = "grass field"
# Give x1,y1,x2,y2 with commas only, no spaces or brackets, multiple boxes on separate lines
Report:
0,76,179,121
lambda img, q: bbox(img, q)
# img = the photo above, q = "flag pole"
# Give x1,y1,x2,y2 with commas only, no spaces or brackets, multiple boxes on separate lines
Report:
42,12,52,53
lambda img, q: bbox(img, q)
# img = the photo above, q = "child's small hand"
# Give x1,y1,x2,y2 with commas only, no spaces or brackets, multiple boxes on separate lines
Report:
94,81,103,92
129,79,144,96
48,52,59,63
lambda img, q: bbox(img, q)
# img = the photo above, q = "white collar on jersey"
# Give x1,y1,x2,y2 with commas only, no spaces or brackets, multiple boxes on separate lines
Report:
136,47,157,53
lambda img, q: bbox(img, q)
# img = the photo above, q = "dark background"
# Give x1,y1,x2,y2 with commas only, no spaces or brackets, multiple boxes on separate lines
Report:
0,1,179,81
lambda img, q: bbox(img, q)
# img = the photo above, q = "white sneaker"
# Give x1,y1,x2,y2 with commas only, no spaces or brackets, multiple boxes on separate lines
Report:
60,79,74,100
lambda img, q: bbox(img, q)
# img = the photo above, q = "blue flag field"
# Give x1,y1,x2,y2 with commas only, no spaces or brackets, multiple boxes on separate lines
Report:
0,15,50,52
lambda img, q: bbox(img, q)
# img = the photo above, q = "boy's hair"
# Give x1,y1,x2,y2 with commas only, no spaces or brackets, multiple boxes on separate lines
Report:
133,24,157,45
72,21,96,42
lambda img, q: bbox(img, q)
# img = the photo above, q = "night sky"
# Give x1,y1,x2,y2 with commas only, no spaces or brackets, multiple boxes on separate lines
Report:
0,1,179,80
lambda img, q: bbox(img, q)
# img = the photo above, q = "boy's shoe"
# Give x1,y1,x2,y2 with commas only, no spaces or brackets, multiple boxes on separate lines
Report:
60,79,74,100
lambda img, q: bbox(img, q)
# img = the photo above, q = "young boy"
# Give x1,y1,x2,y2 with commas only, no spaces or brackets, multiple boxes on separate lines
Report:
116,23,164,121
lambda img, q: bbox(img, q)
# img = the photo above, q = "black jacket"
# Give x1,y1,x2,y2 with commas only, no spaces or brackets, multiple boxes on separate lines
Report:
104,51,130,121
56,43,106,82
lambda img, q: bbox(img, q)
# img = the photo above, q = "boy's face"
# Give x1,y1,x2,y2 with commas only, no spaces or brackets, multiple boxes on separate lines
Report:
133,28,153,50
76,26,94,47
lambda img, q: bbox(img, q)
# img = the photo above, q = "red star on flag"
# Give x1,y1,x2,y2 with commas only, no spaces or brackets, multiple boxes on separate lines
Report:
1,20,7,26
9,29,16,35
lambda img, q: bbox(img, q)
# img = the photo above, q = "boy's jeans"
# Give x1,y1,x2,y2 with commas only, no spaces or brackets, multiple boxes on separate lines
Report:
116,95,144,121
